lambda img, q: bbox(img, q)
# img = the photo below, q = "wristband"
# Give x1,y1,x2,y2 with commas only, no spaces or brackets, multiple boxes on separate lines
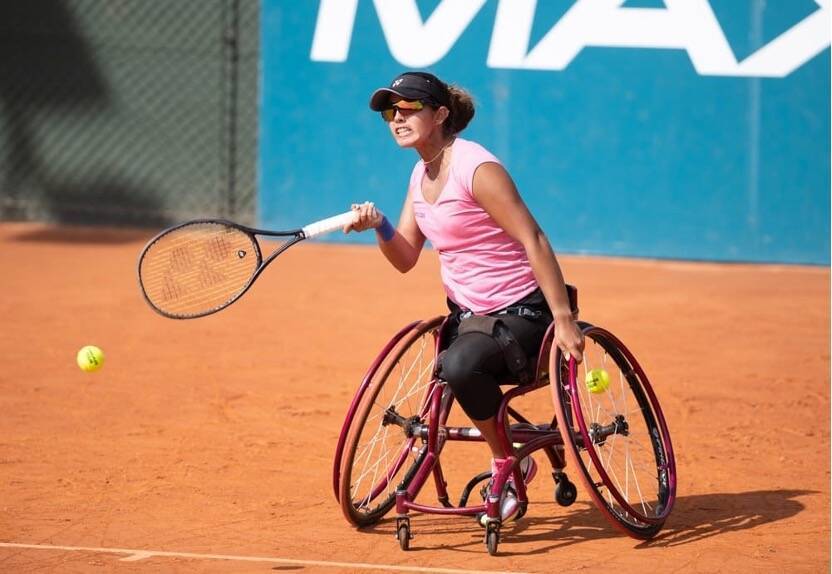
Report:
376,216,395,242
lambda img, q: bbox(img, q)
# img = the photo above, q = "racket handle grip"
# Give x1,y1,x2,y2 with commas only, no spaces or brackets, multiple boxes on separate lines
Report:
302,211,358,239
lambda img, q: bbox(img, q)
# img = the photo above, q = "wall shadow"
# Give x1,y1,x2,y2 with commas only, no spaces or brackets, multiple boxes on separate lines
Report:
6,221,153,245
0,1,168,226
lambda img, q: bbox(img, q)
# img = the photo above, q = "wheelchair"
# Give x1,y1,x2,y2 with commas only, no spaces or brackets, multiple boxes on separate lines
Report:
332,286,676,555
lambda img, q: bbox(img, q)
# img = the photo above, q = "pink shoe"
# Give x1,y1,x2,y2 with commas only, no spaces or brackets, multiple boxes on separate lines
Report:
478,456,536,526
478,487,520,526
489,455,537,486
519,455,538,485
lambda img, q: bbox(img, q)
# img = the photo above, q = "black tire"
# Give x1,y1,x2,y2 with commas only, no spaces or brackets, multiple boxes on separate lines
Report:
555,476,577,507
397,523,411,551
486,525,500,556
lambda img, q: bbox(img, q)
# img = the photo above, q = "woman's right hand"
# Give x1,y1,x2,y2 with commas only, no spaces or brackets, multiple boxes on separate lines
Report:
555,315,585,364
344,201,384,233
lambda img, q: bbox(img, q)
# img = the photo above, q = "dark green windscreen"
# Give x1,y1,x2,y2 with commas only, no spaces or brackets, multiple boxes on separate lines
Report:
0,0,259,227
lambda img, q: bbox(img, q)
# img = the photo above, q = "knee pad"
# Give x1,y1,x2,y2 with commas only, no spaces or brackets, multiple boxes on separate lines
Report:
438,333,504,420
438,338,487,387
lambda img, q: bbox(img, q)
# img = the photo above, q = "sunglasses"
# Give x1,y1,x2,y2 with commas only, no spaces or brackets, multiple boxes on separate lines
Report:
381,99,427,122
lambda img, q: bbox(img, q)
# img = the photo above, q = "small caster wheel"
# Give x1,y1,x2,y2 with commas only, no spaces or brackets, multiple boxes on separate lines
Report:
554,473,577,507
397,524,410,550
396,517,411,551
485,523,500,556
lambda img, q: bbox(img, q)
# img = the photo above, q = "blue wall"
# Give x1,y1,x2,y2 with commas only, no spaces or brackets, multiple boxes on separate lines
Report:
260,1,830,264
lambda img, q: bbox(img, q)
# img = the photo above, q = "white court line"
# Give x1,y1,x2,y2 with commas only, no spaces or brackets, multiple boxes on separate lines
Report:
0,542,531,574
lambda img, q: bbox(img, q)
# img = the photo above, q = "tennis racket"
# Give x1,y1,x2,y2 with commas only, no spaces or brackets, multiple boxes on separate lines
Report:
137,212,357,319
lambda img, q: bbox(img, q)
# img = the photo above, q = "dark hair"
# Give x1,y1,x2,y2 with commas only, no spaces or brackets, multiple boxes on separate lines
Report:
443,84,475,136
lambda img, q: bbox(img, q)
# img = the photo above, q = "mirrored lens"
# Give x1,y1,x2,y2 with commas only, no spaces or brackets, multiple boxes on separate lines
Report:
381,100,424,122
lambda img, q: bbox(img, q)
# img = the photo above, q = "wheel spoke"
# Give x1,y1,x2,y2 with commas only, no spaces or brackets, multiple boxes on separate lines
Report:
552,325,674,537
339,319,443,527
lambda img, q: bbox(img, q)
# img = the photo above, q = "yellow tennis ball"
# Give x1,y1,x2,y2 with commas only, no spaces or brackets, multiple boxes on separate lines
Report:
585,368,610,394
77,345,104,373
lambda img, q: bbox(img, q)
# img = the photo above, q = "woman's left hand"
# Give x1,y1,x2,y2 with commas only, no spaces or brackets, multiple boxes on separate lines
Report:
555,315,585,363
344,201,384,233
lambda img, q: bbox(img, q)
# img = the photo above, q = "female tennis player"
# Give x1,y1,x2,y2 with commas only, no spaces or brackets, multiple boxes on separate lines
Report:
346,71,585,524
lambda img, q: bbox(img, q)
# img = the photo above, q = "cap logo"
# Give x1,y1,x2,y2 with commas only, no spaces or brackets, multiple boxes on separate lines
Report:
392,78,403,87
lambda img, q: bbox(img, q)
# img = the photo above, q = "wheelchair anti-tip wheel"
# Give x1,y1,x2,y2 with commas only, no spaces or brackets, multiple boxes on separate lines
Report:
338,317,445,527
551,323,676,539
553,471,577,506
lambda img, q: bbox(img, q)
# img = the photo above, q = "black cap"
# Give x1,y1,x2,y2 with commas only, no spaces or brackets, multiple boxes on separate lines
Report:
369,72,451,111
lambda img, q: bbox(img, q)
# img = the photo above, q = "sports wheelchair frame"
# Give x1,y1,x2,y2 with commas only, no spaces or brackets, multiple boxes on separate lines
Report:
333,286,675,555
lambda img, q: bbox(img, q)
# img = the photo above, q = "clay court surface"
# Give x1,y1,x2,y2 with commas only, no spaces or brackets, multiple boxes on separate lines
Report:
0,221,828,573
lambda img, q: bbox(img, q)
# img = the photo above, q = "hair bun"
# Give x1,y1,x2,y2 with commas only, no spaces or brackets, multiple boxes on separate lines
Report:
446,85,475,135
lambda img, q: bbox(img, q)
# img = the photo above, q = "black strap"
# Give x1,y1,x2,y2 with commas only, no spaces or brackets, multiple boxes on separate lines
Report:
494,320,531,384
447,287,553,324
456,315,531,384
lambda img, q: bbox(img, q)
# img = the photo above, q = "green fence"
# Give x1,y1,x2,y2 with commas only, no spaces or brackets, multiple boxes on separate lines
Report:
0,0,259,227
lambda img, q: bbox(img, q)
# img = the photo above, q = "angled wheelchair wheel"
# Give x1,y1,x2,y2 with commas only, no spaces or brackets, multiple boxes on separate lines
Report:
338,316,445,527
333,320,421,501
551,323,676,539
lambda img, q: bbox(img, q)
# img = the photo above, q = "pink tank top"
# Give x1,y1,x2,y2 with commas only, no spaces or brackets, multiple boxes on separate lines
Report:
409,138,538,314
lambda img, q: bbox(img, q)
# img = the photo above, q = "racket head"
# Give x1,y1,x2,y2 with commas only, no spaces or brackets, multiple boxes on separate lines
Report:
137,220,263,319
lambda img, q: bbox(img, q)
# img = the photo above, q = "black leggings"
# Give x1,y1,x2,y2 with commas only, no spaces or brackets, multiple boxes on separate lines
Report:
437,290,551,421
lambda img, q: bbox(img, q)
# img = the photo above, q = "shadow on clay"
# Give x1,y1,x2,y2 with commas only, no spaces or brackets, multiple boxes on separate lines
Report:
357,490,814,556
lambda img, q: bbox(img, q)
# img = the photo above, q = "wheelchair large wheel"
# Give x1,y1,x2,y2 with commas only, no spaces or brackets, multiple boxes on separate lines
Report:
333,320,421,501
338,316,445,527
551,323,676,539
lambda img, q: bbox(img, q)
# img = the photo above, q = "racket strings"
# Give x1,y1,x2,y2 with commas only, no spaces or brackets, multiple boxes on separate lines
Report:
140,223,259,318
